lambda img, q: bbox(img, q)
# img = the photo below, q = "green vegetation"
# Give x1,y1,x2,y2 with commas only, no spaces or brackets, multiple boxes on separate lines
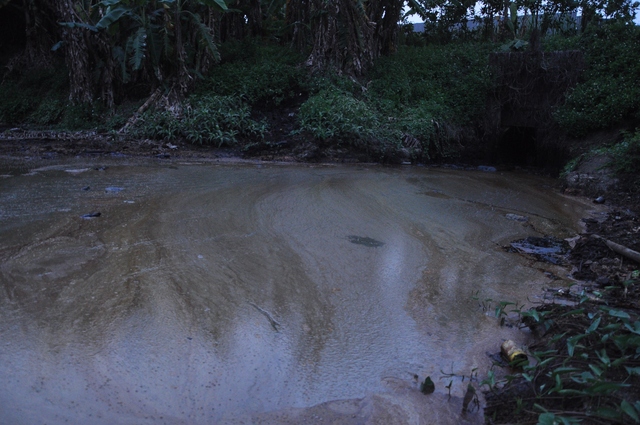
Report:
480,281,640,424
1,1,639,165
124,39,493,160
561,129,640,181
129,95,268,146
554,23,640,137
196,43,307,106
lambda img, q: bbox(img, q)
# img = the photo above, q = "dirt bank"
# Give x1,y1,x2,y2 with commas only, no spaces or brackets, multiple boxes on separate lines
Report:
484,155,640,425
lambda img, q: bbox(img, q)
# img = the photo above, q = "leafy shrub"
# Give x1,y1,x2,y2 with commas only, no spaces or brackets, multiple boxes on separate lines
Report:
484,302,640,425
60,102,108,130
554,23,640,136
612,130,640,174
0,82,36,124
368,42,494,126
0,66,69,126
31,98,65,126
297,89,378,144
198,43,307,106
561,129,640,178
129,95,267,146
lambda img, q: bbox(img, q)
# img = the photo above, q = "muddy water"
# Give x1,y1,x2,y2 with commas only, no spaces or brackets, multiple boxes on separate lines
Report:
0,160,588,424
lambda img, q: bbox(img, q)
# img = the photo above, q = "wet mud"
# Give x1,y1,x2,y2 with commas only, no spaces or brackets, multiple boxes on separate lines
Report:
0,159,593,424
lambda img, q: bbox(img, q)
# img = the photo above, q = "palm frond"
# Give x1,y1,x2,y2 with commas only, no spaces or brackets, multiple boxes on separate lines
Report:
184,10,220,62
128,27,147,70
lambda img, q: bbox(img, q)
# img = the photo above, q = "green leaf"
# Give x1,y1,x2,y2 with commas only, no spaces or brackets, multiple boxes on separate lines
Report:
184,11,220,62
588,364,603,377
95,6,130,30
551,367,582,375
595,407,621,420
537,412,556,425
567,334,586,357
51,41,65,52
621,400,640,423
557,388,587,396
602,307,631,319
59,22,98,32
624,321,640,335
587,381,629,394
595,349,610,367
571,371,595,384
611,356,628,368
128,27,147,71
562,309,585,317
198,0,228,11
587,316,601,333
625,366,640,376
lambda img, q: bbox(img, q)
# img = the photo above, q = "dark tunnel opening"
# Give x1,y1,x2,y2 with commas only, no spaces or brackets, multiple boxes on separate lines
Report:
496,126,538,166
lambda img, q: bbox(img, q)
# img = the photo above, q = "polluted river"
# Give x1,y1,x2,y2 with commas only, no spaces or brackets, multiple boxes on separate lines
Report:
0,159,591,424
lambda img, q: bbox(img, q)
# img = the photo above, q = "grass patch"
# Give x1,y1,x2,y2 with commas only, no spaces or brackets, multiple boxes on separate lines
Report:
128,94,268,146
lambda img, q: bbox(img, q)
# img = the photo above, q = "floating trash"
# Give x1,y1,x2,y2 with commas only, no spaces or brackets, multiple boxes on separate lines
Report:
105,186,124,193
505,213,528,222
81,212,101,219
65,168,90,174
509,236,568,265
501,340,528,365
347,235,385,247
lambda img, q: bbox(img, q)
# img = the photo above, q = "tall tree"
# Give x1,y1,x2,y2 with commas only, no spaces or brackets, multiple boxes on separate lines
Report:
38,0,228,105
49,0,94,103
290,0,404,75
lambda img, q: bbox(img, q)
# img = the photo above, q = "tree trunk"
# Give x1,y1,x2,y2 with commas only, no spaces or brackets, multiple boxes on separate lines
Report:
289,0,402,76
286,0,311,50
247,0,263,37
304,0,375,75
369,0,403,56
49,0,94,103
22,0,52,67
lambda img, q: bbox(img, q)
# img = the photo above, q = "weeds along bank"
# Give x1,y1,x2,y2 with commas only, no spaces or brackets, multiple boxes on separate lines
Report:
0,40,493,163
1,22,640,169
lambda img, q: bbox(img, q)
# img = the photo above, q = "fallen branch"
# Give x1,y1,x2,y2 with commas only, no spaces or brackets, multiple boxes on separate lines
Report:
118,87,163,134
593,235,640,264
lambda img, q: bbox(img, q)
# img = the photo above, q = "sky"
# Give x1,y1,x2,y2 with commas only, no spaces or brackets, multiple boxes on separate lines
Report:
403,5,640,25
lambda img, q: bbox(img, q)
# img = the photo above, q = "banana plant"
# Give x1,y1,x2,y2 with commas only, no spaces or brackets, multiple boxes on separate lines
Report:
58,0,229,97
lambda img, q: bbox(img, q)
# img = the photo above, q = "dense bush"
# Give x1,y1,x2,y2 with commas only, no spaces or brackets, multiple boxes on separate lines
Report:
0,65,109,130
197,42,308,106
291,41,495,160
297,89,378,144
554,23,640,137
0,67,67,126
368,42,495,125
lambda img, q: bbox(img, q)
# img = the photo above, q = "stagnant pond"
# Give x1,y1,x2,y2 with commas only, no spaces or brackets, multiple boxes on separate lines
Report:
0,159,590,424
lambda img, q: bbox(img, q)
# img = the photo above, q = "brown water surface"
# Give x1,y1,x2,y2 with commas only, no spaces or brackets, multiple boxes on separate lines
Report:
0,160,589,424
